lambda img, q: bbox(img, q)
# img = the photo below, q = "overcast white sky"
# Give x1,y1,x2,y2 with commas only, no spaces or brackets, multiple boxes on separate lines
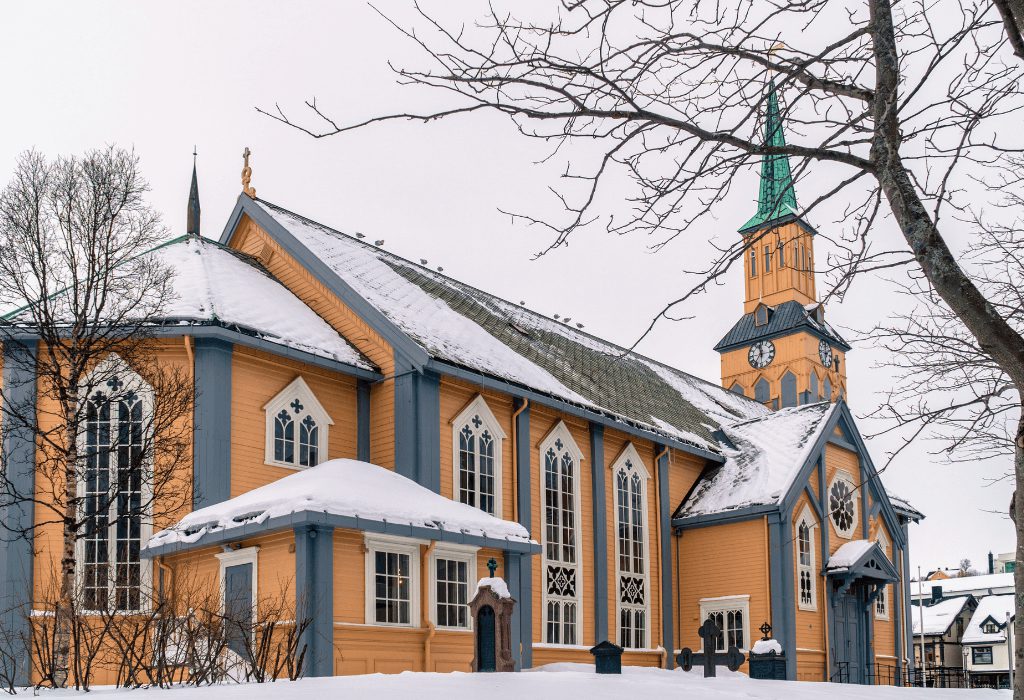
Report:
0,1,1012,574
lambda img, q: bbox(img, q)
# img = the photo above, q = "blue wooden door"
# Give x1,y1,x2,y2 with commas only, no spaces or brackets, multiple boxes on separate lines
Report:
224,563,253,658
833,587,864,683
477,606,496,672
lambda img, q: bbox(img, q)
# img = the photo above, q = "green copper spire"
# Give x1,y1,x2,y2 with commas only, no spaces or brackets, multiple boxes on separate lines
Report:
739,80,800,233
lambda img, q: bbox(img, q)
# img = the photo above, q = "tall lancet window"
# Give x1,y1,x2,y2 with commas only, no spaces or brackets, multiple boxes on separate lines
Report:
541,422,583,645
795,505,817,611
875,529,891,619
263,376,332,469
78,355,153,612
451,395,506,516
613,445,650,649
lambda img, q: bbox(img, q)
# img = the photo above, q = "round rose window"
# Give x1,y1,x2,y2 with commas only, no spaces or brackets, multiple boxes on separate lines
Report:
829,478,856,535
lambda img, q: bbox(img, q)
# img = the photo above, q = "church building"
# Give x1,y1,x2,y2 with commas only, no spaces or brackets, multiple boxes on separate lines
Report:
0,82,922,685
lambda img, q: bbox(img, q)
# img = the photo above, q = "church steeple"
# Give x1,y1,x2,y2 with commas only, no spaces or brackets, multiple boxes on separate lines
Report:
739,80,800,234
187,149,201,238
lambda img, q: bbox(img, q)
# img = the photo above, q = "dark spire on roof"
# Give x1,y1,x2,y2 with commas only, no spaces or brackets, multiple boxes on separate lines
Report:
187,148,201,238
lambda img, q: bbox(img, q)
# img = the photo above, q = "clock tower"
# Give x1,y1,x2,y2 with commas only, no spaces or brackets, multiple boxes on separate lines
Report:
715,80,849,409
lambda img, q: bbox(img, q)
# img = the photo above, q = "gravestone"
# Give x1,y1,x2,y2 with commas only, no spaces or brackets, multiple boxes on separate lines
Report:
469,559,516,672
676,618,746,678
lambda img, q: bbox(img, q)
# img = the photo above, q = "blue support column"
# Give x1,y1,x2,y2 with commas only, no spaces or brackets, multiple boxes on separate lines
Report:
394,368,440,492
357,379,370,462
505,551,523,670
295,524,335,677
656,447,674,668
893,544,903,682
902,522,915,683
514,398,533,668
779,511,797,679
590,423,608,644
767,512,796,679
0,340,37,686
193,338,232,508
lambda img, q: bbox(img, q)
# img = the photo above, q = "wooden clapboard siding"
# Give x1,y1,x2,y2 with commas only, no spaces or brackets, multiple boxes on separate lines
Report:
437,377,515,521
869,516,896,667
230,346,359,497
676,517,771,672
824,443,861,556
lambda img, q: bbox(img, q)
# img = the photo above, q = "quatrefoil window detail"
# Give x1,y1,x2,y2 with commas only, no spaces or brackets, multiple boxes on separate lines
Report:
265,377,332,469
829,477,857,536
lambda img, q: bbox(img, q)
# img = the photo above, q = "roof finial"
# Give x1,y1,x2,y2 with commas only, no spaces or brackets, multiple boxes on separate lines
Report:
187,149,201,238
242,147,257,199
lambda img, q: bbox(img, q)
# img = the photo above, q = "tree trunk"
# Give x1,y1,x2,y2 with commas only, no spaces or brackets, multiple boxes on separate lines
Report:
53,394,81,688
1015,414,1024,699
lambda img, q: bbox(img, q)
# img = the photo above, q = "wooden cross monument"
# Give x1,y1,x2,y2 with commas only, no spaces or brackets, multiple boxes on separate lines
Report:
676,618,746,678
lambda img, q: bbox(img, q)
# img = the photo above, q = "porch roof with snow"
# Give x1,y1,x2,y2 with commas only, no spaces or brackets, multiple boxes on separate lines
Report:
220,196,771,459
143,459,540,557
826,540,899,582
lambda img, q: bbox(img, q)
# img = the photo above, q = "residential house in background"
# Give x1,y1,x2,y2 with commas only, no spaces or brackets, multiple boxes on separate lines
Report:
962,594,1015,689
910,595,976,683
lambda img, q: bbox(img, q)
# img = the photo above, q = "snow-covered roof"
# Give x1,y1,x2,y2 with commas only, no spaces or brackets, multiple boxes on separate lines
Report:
912,572,1015,600
155,237,372,367
911,596,973,636
146,459,533,552
887,491,924,521
962,594,1015,644
477,577,512,599
250,200,769,452
676,402,836,517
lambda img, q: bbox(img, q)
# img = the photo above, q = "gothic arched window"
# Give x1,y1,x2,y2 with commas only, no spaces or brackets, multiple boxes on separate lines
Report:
823,377,833,402
875,530,891,619
754,378,771,404
451,395,506,516
78,355,153,612
809,372,820,401
795,506,817,611
541,422,583,646
613,445,650,649
781,372,797,408
264,376,332,469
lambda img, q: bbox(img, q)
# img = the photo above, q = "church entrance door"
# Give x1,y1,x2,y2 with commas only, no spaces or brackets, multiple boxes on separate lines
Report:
832,585,867,684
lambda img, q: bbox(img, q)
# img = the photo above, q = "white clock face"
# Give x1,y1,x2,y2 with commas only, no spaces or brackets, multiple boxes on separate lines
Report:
819,339,833,368
748,340,776,369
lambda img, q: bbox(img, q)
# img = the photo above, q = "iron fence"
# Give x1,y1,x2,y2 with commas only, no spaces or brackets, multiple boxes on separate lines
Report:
829,662,969,688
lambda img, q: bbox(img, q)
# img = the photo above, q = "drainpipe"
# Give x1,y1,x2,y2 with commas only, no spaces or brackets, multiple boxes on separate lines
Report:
654,445,669,656
422,541,437,670
155,556,174,604
183,334,194,366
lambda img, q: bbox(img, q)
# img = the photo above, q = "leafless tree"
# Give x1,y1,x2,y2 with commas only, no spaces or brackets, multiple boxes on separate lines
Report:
261,0,1024,693
0,147,194,686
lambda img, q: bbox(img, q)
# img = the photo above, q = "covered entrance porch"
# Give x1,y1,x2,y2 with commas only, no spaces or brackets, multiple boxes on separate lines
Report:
825,540,899,684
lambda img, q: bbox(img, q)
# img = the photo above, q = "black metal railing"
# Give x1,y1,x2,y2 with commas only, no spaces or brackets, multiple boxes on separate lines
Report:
830,662,969,688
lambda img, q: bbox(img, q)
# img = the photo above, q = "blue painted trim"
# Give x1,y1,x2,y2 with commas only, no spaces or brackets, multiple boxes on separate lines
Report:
893,543,903,682
193,338,232,508
672,504,777,530
778,511,797,679
220,196,429,370
426,359,725,465
505,552,523,670
902,522,915,682
357,380,370,462
143,508,542,558
589,423,608,644
656,447,674,669
767,513,787,673
294,524,335,677
394,367,440,492
827,436,858,453
804,484,823,519
514,398,533,668
4,324,382,383
0,340,37,686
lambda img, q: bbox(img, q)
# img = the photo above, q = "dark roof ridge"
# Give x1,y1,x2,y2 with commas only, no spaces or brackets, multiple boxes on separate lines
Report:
255,197,765,413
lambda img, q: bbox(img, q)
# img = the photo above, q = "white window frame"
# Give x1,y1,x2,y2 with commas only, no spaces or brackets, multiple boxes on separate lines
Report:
364,534,422,628
216,546,259,615
827,470,859,540
263,376,333,470
450,394,506,516
539,420,585,647
699,595,751,652
611,443,651,649
428,543,478,631
875,529,890,620
74,353,154,614
795,504,818,612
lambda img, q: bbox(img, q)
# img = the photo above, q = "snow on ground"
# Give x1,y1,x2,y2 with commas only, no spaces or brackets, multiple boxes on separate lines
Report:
146,459,532,550
25,664,1004,700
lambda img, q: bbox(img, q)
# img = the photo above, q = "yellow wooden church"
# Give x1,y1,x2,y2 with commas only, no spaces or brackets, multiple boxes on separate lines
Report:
0,81,922,686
